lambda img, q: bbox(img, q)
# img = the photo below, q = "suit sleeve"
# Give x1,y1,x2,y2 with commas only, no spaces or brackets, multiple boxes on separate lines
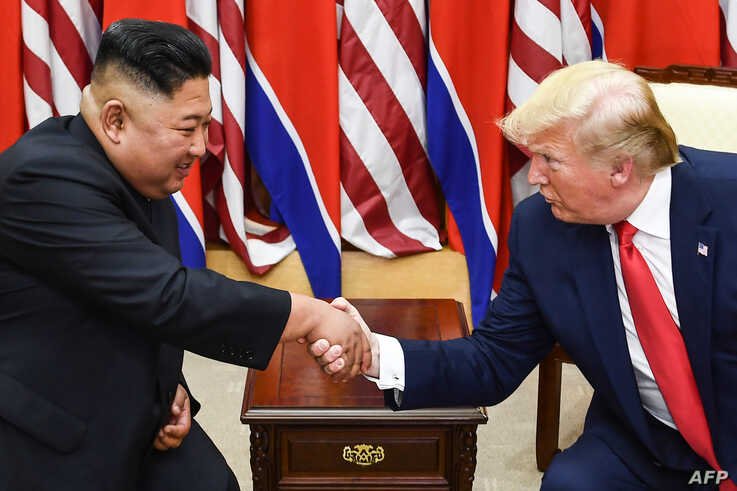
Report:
0,155,290,370
392,208,555,409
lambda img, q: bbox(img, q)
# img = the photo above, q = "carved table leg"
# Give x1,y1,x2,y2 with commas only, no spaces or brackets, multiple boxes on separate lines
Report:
454,424,479,491
250,424,272,491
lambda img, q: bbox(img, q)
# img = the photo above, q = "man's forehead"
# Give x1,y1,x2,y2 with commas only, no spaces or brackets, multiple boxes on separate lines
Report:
527,128,573,152
166,79,212,120
528,139,564,154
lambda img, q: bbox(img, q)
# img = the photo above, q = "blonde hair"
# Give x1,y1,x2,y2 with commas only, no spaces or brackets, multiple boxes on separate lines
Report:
499,61,679,175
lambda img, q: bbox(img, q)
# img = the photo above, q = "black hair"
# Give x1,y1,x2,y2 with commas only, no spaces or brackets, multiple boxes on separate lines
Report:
92,18,211,97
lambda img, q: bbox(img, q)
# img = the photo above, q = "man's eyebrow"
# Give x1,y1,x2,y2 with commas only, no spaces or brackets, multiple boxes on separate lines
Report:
181,107,213,121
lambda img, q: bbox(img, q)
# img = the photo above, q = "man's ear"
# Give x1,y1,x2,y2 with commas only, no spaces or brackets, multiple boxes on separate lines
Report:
99,100,126,144
610,155,634,188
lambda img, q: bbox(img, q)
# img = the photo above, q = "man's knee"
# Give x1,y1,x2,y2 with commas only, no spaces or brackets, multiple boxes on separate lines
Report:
541,452,593,491
541,434,646,491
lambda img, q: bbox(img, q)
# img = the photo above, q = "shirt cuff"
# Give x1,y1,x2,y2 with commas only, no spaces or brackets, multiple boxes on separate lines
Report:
362,333,405,391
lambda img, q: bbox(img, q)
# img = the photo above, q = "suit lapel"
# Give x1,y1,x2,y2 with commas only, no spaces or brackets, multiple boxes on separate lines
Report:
570,224,654,448
669,162,717,428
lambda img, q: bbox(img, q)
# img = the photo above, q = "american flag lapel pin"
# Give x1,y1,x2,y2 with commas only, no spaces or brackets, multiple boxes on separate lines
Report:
697,242,709,257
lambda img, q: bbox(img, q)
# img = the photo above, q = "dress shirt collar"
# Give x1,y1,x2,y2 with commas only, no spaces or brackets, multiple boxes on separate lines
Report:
606,165,672,240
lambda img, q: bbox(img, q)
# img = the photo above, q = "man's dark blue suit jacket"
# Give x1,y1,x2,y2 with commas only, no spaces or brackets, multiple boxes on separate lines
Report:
391,146,737,479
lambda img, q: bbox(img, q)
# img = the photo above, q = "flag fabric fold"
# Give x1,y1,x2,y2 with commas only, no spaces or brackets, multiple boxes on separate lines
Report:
187,0,295,273
245,2,342,297
338,0,442,258
23,0,101,127
427,1,513,326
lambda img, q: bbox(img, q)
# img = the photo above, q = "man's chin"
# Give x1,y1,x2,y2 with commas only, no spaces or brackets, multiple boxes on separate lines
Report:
551,208,590,224
168,180,185,195
550,204,573,223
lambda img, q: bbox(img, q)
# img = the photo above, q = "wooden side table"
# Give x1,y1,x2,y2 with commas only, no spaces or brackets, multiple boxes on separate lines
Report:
241,299,487,490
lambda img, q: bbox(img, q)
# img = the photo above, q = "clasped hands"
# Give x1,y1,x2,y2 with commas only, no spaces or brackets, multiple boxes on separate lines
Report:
284,296,378,382
308,297,379,381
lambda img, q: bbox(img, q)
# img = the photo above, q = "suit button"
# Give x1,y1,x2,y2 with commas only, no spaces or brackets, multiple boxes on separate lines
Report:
244,351,254,361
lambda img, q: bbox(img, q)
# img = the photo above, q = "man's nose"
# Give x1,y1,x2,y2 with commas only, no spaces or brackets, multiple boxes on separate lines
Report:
189,128,207,157
527,156,549,185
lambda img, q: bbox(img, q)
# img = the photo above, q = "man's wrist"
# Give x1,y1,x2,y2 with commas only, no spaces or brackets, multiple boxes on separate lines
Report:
369,333,404,391
367,332,380,378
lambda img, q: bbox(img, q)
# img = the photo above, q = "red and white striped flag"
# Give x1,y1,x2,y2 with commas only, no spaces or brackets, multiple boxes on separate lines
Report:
187,0,294,274
721,0,737,67
338,0,441,257
22,0,101,126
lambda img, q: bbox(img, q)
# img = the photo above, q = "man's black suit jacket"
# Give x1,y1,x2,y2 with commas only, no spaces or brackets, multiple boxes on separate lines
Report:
0,115,291,490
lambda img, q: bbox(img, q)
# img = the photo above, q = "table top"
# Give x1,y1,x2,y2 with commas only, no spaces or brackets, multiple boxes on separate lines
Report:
241,298,487,424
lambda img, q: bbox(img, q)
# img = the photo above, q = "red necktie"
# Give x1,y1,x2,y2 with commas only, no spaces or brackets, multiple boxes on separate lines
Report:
616,221,735,490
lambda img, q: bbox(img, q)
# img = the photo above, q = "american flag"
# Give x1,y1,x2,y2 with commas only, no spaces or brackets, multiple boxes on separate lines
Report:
21,0,101,127
338,0,441,258
698,242,709,257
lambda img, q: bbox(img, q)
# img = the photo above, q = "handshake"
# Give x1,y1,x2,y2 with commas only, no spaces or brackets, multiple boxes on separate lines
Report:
281,295,379,382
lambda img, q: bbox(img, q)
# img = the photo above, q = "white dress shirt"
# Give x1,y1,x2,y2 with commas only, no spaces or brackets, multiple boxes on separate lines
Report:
370,167,678,428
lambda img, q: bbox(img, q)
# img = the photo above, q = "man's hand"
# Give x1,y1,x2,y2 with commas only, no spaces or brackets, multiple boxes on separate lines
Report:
153,384,191,451
282,294,371,382
309,297,380,379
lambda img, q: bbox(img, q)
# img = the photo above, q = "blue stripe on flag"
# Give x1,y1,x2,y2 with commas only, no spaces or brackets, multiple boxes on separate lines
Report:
172,198,206,268
268,200,285,225
245,67,341,297
591,22,603,59
427,56,496,326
